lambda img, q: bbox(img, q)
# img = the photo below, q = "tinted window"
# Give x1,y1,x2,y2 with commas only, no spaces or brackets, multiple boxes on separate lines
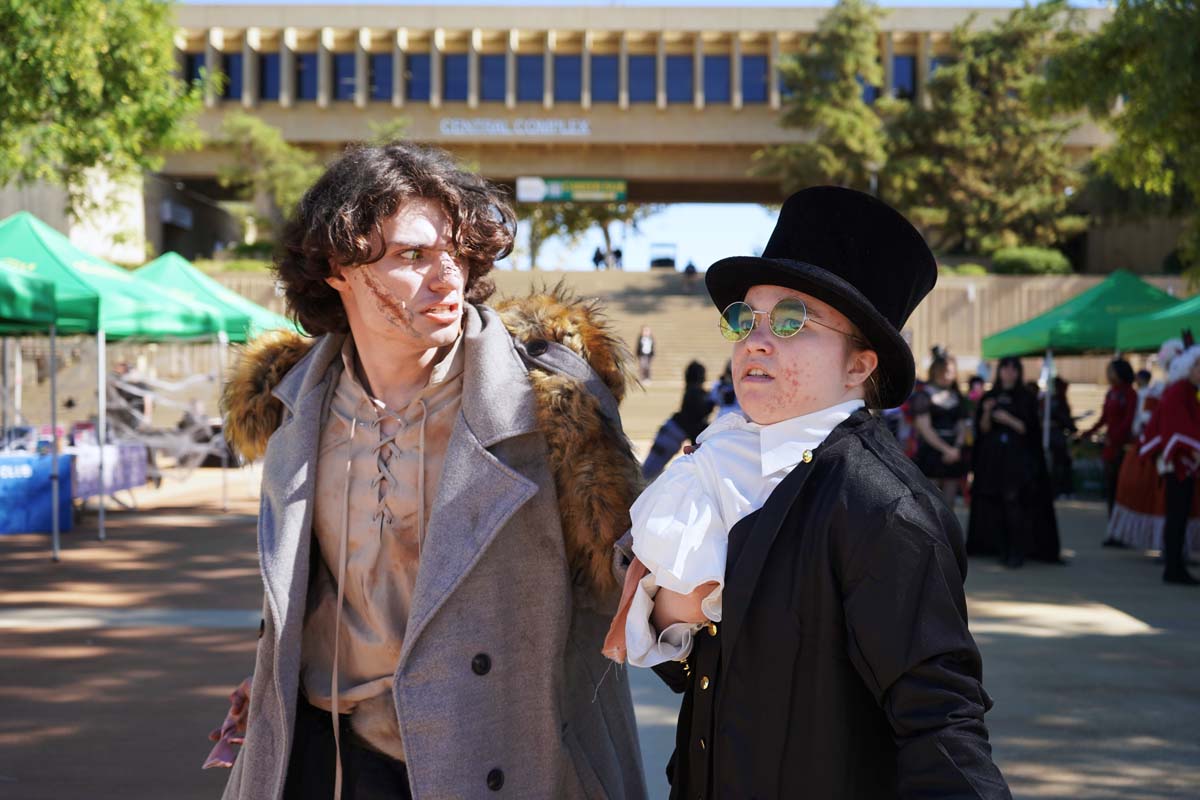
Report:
741,54,767,103
704,55,730,104
628,54,656,103
480,54,506,102
370,54,393,101
259,52,280,100
893,54,916,100
333,53,356,101
665,54,691,103
222,53,243,100
517,54,543,103
406,53,431,101
554,54,582,103
184,53,205,85
443,53,468,101
296,52,318,100
591,54,618,102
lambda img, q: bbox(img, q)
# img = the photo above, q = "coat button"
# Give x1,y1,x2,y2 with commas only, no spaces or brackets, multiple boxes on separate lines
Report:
699,737,706,750
700,676,710,690
472,653,492,676
706,622,718,637
526,339,549,357
486,768,504,791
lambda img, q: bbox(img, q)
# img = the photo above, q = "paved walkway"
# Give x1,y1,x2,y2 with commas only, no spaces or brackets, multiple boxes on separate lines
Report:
1,470,1197,799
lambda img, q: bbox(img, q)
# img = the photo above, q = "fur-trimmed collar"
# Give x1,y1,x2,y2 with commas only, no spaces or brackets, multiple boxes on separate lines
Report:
222,286,641,600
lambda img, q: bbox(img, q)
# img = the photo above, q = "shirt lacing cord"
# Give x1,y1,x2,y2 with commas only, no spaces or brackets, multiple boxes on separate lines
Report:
328,395,429,800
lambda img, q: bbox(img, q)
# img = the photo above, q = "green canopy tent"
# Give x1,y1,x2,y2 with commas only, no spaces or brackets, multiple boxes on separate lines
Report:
0,211,225,541
981,270,1181,453
0,265,65,558
135,251,297,343
1116,293,1200,353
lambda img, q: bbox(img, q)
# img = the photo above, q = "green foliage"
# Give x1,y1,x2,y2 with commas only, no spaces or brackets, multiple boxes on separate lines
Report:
753,0,889,193
884,0,1087,255
0,0,201,216
1042,0,1200,269
990,246,1072,275
194,258,273,274
953,263,990,276
368,118,412,146
216,112,322,229
516,202,592,270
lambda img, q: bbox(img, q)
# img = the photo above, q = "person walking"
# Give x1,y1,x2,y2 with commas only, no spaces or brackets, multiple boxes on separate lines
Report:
636,325,656,381
209,143,647,800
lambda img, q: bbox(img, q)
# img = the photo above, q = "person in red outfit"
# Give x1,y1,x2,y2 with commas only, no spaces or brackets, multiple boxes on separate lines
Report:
1082,359,1138,534
1139,345,1200,585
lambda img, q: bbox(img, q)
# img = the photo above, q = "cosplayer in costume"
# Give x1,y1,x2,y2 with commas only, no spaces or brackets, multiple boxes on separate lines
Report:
1107,339,1200,551
604,187,1010,799
1138,343,1200,585
1083,358,1138,525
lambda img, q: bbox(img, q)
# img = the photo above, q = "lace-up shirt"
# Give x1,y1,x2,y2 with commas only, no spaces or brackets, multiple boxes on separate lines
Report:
301,334,464,761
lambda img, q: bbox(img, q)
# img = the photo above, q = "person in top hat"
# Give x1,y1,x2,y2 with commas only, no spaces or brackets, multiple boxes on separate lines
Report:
605,186,1010,799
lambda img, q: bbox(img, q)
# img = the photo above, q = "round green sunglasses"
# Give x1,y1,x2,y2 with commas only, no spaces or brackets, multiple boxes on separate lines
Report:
718,298,849,342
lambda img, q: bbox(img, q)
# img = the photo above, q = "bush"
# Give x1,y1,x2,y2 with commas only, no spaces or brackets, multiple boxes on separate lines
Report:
990,247,1072,275
232,241,276,258
954,263,989,276
194,258,273,274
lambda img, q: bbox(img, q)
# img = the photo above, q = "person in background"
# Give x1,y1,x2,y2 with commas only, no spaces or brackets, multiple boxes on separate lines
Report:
1049,377,1076,498
636,325,656,381
1139,343,1200,585
641,361,714,480
968,357,1062,567
708,360,741,418
1135,368,1152,392
1081,358,1137,535
911,347,968,507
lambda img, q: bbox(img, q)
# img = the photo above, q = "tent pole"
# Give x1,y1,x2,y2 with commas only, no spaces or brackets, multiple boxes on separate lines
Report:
1043,349,1054,459
50,324,60,562
217,331,229,513
97,329,107,541
2,337,8,448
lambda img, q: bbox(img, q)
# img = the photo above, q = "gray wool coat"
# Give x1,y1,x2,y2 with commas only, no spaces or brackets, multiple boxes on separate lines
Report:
222,304,647,800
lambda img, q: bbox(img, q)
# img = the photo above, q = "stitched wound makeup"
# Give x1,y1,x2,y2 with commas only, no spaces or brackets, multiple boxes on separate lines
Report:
359,266,418,335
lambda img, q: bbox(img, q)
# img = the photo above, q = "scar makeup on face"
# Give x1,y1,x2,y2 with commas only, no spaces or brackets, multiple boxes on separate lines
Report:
359,266,419,337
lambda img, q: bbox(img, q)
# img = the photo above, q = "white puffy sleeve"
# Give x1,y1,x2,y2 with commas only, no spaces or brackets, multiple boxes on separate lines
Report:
624,454,727,667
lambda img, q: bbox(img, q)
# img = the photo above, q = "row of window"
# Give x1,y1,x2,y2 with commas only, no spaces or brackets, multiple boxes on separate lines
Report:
186,51,951,105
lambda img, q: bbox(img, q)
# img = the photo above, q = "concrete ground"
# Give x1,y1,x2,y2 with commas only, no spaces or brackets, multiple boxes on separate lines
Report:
1,469,1198,800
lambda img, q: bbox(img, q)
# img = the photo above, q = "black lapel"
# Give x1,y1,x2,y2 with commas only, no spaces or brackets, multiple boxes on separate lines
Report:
719,409,872,675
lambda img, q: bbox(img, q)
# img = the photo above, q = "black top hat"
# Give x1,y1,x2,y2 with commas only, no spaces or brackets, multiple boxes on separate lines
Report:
705,186,936,409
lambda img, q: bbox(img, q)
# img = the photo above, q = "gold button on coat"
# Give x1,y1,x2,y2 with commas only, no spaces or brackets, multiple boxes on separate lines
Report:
706,622,718,637
802,449,813,463
700,676,710,690
699,738,706,750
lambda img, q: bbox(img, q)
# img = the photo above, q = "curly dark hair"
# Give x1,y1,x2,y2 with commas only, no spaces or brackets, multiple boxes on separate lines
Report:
275,142,516,335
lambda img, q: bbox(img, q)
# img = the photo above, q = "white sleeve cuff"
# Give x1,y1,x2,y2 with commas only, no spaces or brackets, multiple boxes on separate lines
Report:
624,573,705,668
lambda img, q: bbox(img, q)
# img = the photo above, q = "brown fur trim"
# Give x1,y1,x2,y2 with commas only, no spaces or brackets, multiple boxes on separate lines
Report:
221,330,314,462
222,290,641,600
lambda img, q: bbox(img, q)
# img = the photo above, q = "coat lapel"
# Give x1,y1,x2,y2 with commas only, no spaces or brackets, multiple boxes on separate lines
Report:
399,305,541,663
719,409,872,675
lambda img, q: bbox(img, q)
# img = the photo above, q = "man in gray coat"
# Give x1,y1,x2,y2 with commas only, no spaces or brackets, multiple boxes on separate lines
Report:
211,143,646,799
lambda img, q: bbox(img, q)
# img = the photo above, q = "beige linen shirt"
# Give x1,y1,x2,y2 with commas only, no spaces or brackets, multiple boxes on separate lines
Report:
301,334,464,761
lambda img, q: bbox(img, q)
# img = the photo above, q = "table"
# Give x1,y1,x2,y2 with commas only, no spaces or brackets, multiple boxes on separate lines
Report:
0,453,74,534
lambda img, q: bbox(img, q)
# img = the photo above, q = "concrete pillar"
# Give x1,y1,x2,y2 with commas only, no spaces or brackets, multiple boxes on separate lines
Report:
916,31,931,108
881,32,894,98
581,31,592,110
355,28,370,108
431,28,444,109
393,29,407,108
618,32,629,110
731,34,743,110
693,34,704,110
656,33,666,110
243,28,260,109
204,28,223,108
768,32,781,110
468,29,481,108
318,27,334,108
544,31,555,109
281,27,297,108
505,30,517,109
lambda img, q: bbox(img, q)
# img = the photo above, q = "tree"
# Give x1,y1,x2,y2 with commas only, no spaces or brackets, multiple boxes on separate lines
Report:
884,1,1087,255
0,0,201,214
1042,0,1200,268
576,203,660,270
753,0,889,194
516,202,591,270
216,112,323,232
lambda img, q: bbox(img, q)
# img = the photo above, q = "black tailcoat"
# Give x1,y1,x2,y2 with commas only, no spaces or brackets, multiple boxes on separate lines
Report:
654,409,1011,799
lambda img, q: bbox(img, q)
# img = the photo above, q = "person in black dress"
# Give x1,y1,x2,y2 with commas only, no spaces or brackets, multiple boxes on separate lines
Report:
912,348,969,507
967,357,1062,566
641,360,714,480
614,187,1010,799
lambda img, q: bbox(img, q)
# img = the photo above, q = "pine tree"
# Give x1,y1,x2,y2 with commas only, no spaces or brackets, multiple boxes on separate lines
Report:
884,0,1087,255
